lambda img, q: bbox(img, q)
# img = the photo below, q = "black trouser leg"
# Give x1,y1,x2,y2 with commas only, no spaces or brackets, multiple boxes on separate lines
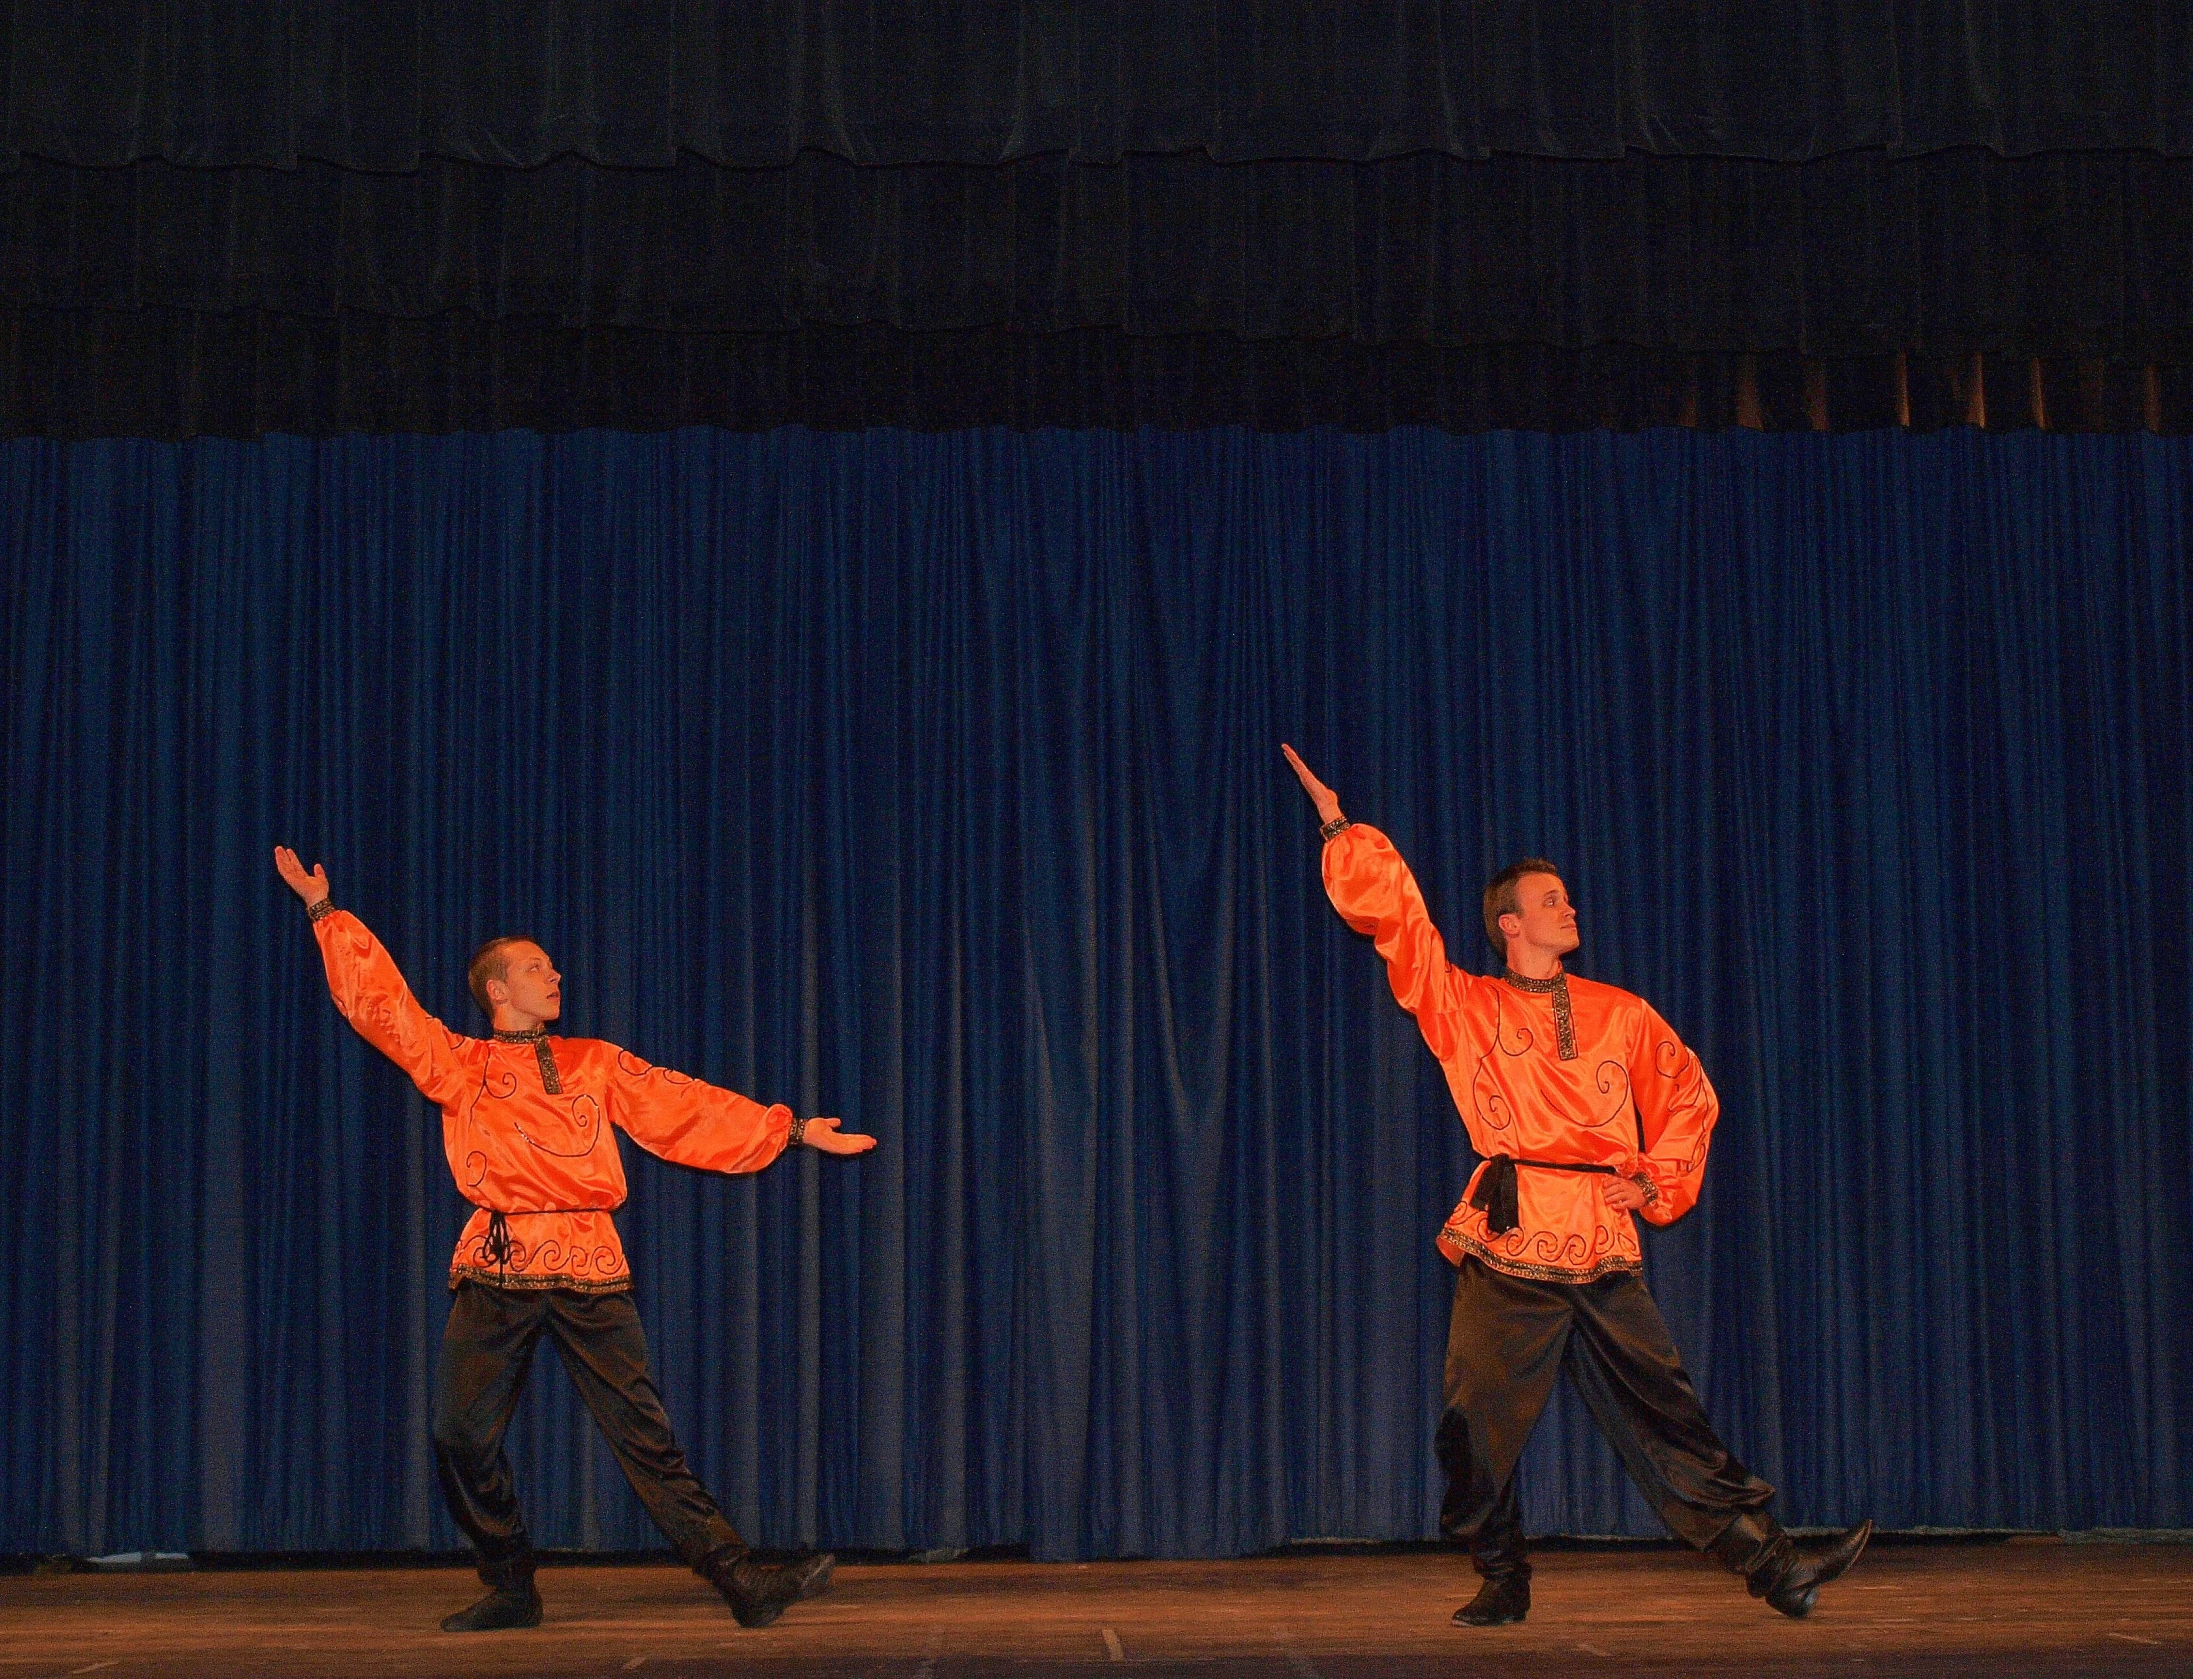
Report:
1560,1270,1775,1550
542,1289,745,1570
433,1282,551,1587
1435,1259,1575,1581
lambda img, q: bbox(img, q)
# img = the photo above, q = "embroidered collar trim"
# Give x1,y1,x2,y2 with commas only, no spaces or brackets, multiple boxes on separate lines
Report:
1501,967,1579,1061
494,1026,563,1094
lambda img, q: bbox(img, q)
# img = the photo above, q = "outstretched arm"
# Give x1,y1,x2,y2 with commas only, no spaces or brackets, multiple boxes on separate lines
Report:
603,1051,875,1174
275,845,471,1107
1283,745,1463,1061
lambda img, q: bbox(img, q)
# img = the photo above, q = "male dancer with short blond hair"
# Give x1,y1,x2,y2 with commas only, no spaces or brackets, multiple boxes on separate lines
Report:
276,846,873,1633
1281,748,1869,1627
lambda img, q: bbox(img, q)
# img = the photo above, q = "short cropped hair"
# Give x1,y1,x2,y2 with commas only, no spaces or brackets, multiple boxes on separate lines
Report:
1481,858,1563,958
466,936,534,1016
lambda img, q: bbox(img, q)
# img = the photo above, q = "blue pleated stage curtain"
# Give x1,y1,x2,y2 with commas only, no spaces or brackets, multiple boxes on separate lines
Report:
1,427,2186,1560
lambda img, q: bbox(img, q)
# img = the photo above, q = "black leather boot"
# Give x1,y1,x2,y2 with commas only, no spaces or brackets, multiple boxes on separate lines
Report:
705,1549,837,1629
1453,1571,1530,1627
1709,1511,1873,1619
440,1551,543,1633
1453,1504,1532,1627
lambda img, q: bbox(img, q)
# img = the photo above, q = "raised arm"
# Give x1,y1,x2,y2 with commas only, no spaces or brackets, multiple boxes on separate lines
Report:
602,1050,875,1174
1282,745,1464,1061
1281,742,1347,832
276,845,472,1107
1623,1002,1720,1224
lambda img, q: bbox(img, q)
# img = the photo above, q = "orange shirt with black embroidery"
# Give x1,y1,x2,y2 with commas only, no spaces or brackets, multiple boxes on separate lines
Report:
310,904,793,1292
1322,825,1718,1284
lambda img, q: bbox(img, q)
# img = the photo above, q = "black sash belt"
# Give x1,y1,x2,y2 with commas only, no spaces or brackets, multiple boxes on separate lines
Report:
1468,1154,1619,1236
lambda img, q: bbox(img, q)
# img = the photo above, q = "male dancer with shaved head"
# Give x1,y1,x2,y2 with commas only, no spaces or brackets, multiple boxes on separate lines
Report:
276,846,874,1634
1281,747,1870,1628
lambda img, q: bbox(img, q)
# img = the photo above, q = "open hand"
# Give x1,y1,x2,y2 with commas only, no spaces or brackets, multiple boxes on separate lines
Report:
273,845,331,908
800,1116,877,1156
1280,743,1345,828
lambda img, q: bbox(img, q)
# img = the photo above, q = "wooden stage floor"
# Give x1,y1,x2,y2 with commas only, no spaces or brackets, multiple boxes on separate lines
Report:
2,1540,2187,1678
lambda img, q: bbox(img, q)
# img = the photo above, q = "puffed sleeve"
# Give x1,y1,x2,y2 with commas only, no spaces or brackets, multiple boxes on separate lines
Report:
312,907,474,1109
1627,1001,1719,1225
598,1047,795,1175
1321,823,1465,1062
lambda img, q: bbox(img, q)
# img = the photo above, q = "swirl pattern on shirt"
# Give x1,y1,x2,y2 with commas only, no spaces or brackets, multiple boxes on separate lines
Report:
1442,1199,1642,1284
1471,991,1534,1134
451,1224,628,1292
509,1091,603,1159
616,1049,693,1085
1579,1057,1633,1128
1652,1035,1714,1175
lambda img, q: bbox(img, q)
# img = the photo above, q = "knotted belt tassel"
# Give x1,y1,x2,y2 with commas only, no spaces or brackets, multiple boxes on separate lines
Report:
1469,1154,1620,1236
483,1209,514,1280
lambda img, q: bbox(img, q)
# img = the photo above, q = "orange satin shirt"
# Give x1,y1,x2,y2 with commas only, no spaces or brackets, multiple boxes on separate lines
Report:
312,907,793,1292
1322,825,1718,1284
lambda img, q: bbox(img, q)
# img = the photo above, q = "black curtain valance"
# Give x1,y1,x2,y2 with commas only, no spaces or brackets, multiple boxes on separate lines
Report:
7,1,2193,172
12,149,2193,363
6,310,2181,439
9,148,2191,361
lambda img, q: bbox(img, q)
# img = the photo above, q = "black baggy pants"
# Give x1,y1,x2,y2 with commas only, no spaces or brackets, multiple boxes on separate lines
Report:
433,1281,744,1585
1435,1257,1774,1582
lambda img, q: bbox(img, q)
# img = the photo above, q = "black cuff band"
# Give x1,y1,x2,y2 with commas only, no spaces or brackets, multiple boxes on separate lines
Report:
1319,816,1353,841
307,898,338,923
789,1113,809,1148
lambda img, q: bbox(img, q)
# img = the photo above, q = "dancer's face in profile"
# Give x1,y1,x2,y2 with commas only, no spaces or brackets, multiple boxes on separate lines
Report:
488,941,563,1025
1501,873,1581,963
